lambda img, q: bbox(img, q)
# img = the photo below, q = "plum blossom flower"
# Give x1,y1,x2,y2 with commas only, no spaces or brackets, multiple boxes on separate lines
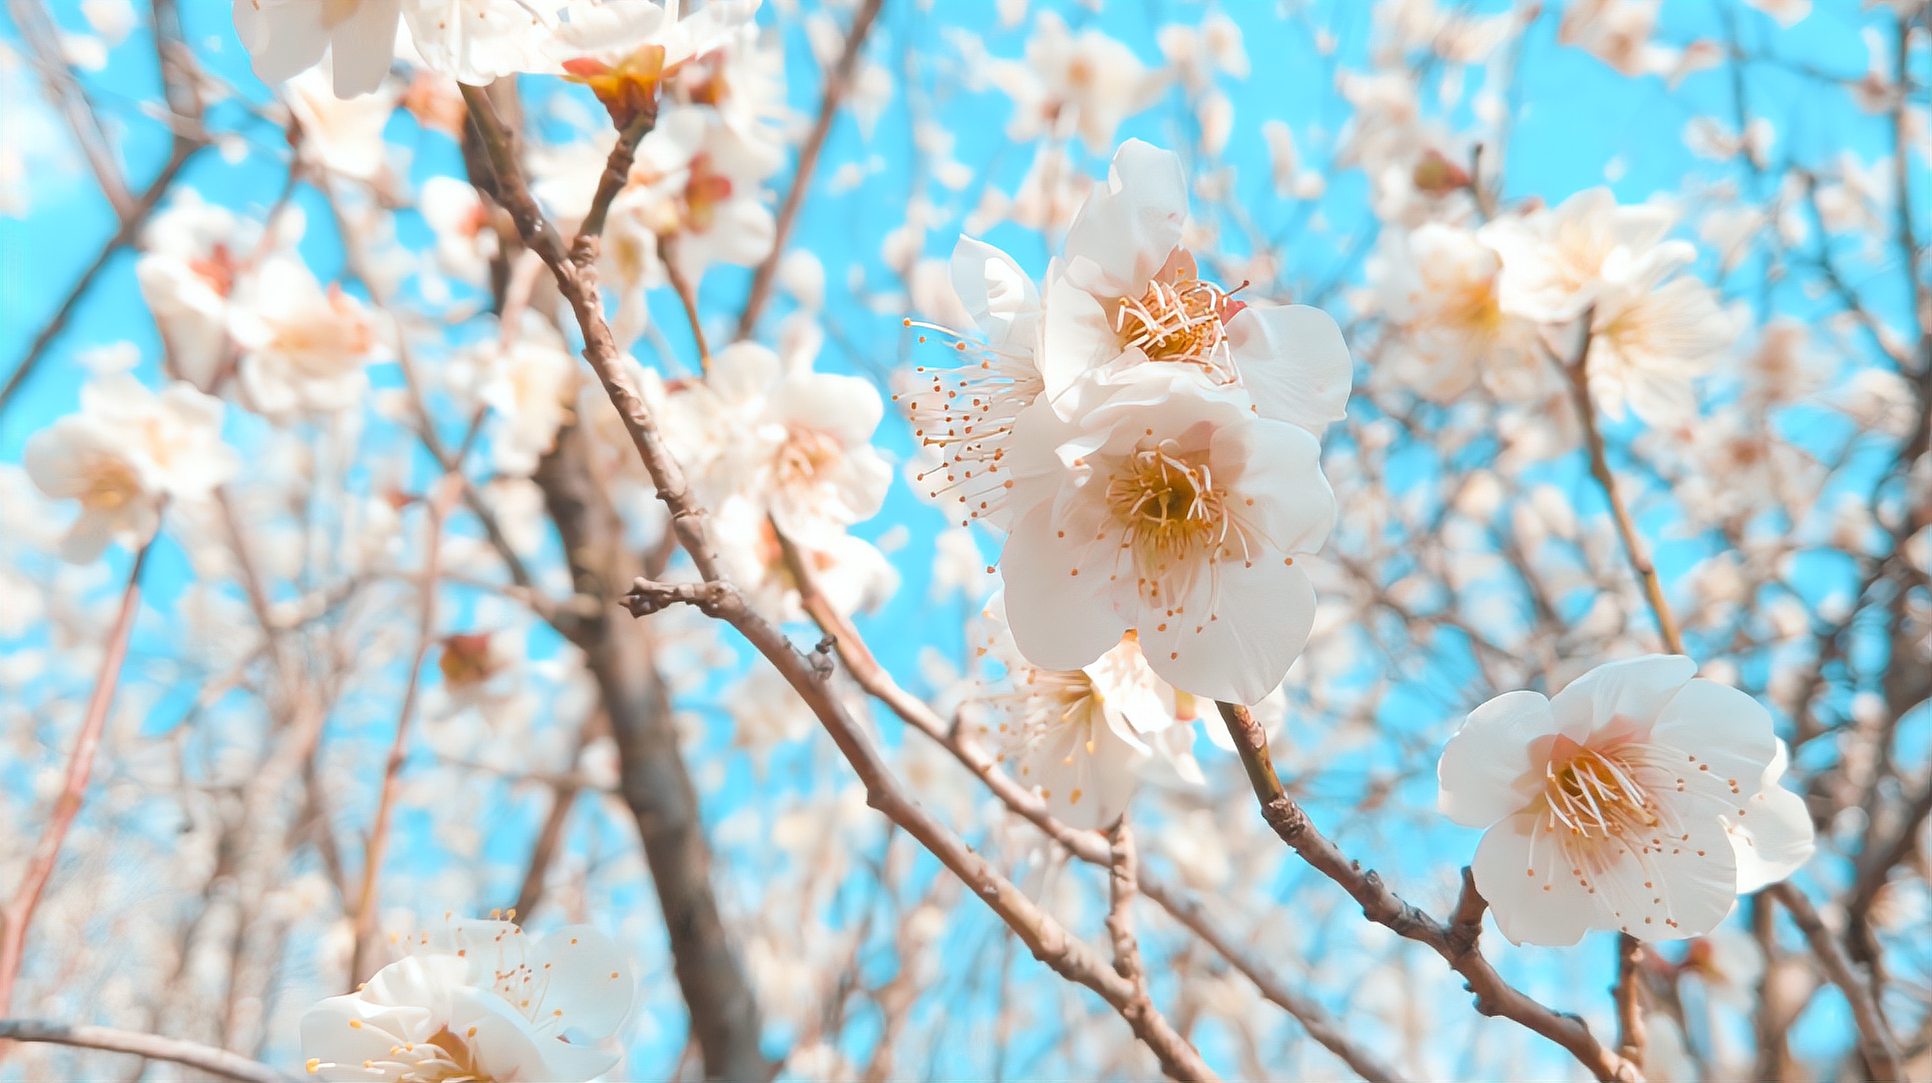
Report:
1370,222,1545,403
1438,655,1815,946
135,193,270,389
677,338,890,542
1478,187,1678,325
996,367,1337,705
228,257,381,416
972,600,1198,828
1583,242,1736,425
903,142,1351,535
986,12,1163,154
1040,141,1351,432
235,0,567,97
25,376,238,562
300,917,634,1082
549,0,760,125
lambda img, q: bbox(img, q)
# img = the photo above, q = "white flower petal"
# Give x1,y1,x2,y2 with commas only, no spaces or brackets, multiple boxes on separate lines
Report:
1473,811,1601,947
1139,555,1313,705
1438,690,1555,828
1226,302,1352,434
999,503,1123,672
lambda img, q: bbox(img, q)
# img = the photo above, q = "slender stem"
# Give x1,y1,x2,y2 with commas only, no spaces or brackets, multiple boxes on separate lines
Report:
770,523,1404,1083
0,1019,294,1083
1214,701,1643,1083
0,537,154,1020
1613,936,1646,1070
735,0,886,339
346,479,454,985
1768,883,1903,1081
629,576,1219,1083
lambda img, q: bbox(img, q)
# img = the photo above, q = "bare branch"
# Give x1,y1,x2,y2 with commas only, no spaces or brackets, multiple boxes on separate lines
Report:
1215,700,1644,1083
0,1019,296,1083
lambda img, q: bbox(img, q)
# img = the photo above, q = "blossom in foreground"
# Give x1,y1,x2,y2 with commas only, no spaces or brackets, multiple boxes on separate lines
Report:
1040,140,1351,432
903,141,1350,535
1438,655,1815,945
25,376,238,562
997,368,1337,705
301,917,634,1082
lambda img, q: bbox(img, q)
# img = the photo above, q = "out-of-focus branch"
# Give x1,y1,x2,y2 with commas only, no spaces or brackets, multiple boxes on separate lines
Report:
770,525,1404,1083
1214,701,1644,1083
0,536,153,1023
347,478,456,986
1768,882,1903,1081
0,1019,295,1083
734,0,885,339
628,574,1217,1083
0,141,200,416
7,0,134,215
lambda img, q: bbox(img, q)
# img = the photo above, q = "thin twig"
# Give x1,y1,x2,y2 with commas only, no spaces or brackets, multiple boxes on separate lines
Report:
1215,701,1644,1083
1768,883,1903,1081
734,0,886,339
0,537,154,1021
0,1019,295,1083
770,524,1403,1083
628,576,1219,1082
347,478,456,986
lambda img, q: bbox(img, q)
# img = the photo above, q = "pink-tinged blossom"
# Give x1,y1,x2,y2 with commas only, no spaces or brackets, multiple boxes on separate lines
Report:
1438,655,1814,945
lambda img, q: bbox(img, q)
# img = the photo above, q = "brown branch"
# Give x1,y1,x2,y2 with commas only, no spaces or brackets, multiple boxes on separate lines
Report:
770,525,1403,1083
1214,701,1644,1083
628,575,1217,1082
0,140,200,416
346,478,455,986
0,1020,294,1083
462,80,772,1081
734,0,885,339
1767,883,1904,1081
7,0,134,215
470,70,1220,1080
0,536,153,1021
1613,935,1647,1071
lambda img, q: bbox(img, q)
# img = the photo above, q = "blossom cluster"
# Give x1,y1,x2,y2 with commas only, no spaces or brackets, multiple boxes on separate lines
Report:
3,1,1919,1080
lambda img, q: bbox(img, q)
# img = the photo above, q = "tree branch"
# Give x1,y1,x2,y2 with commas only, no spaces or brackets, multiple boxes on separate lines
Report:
1215,700,1643,1083
0,1019,295,1083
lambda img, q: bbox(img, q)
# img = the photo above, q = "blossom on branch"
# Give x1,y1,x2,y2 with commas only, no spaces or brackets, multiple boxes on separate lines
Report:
1438,655,1815,946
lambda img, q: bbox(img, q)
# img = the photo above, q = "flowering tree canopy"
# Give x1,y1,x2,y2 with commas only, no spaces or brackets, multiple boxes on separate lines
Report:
0,1,1927,1081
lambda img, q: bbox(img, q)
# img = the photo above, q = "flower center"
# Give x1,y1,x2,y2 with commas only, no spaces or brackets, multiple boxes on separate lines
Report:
775,425,842,488
1116,272,1235,375
1543,743,1657,840
84,458,143,511
1104,441,1229,598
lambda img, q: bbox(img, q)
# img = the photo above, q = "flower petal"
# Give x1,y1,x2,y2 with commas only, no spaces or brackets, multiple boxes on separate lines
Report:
1438,690,1555,828
1472,811,1601,947
999,503,1123,672
1058,139,1188,299
1551,654,1696,738
1226,302,1352,435
528,925,635,1043
1139,555,1313,705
